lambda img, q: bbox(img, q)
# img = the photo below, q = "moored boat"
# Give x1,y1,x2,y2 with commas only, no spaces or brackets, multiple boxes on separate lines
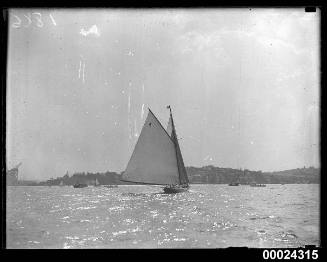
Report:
250,182,266,187
228,182,240,186
73,183,88,188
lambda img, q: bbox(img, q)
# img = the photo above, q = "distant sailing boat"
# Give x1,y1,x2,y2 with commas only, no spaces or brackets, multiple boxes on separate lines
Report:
59,181,64,186
121,106,189,194
94,178,100,187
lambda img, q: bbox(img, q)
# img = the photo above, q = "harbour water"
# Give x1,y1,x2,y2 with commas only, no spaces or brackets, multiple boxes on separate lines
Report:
6,184,319,248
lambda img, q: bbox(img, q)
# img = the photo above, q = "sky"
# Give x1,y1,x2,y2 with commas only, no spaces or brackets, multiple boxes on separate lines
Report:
7,8,320,180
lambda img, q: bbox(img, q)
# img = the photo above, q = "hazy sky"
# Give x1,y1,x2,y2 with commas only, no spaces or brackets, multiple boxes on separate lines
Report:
7,8,320,180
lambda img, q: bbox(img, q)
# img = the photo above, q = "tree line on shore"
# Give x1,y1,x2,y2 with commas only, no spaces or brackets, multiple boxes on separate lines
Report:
19,165,320,186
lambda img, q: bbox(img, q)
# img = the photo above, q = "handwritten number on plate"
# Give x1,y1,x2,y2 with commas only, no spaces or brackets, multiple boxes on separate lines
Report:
23,13,32,27
12,15,21,28
32,12,43,27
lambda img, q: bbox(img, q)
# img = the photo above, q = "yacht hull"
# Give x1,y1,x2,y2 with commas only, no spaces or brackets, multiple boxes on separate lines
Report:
163,186,189,194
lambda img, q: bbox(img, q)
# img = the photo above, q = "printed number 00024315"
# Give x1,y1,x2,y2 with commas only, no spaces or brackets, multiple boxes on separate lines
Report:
262,249,318,260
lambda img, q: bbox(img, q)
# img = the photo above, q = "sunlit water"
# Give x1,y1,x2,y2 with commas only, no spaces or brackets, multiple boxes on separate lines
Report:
6,184,319,248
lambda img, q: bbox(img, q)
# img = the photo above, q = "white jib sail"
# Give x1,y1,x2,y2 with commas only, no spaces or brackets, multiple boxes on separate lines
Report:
122,109,180,185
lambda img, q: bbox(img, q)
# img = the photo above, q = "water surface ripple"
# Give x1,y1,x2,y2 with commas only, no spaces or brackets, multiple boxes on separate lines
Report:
7,184,319,248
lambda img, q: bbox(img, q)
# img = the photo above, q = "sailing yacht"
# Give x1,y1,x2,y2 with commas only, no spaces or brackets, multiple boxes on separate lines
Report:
121,106,189,194
94,178,101,187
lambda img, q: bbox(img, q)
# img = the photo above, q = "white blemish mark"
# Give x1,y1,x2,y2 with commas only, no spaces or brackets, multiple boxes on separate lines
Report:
49,14,57,26
80,25,100,37
250,141,254,145
82,62,85,83
122,90,125,94
128,92,131,113
142,84,145,93
78,60,82,79
114,122,118,126
134,119,138,137
129,81,132,86
117,72,121,76
141,104,145,119
128,117,132,140
127,50,134,56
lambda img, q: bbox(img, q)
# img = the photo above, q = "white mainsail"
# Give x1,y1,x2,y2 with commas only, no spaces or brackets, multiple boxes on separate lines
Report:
122,109,180,185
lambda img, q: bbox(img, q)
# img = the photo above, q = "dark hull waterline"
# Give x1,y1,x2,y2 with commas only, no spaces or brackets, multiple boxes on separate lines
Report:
228,183,240,186
163,186,189,194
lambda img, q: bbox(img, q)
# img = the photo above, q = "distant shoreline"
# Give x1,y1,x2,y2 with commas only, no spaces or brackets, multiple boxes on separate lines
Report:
7,183,320,187
7,166,320,186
